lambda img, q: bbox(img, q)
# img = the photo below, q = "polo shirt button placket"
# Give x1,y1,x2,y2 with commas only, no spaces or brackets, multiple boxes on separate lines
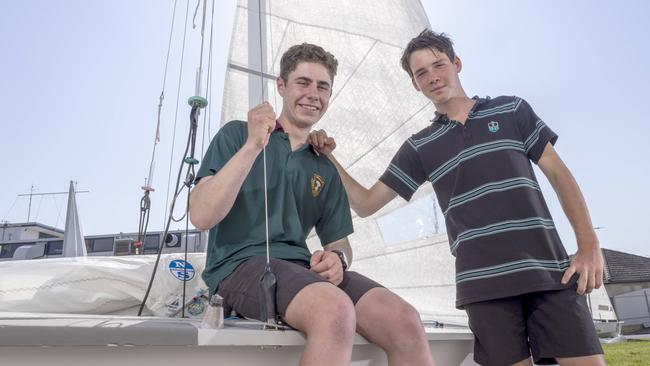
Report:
461,122,472,144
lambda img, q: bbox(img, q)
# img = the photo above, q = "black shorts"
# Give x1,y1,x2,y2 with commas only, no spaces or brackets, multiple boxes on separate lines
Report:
465,287,603,365
217,256,383,322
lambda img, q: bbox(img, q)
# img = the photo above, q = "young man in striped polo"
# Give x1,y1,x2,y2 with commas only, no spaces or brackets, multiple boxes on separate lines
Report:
310,30,606,366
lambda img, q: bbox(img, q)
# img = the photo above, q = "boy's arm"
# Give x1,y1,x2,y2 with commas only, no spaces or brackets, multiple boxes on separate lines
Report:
189,103,275,230
310,130,397,217
537,142,603,295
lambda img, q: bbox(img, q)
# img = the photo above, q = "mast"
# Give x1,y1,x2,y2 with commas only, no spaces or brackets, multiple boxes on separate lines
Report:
248,0,268,107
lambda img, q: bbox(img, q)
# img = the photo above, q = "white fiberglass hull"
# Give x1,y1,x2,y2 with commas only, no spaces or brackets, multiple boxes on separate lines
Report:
0,312,478,366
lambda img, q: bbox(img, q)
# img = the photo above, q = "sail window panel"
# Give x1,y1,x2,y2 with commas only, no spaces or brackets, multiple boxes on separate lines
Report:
376,194,445,246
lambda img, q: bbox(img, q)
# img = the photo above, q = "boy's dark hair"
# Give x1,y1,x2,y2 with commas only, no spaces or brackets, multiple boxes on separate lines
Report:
400,29,456,78
280,43,338,83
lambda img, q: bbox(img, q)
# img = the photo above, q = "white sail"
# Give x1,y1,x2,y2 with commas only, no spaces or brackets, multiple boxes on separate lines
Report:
220,0,465,324
62,180,87,257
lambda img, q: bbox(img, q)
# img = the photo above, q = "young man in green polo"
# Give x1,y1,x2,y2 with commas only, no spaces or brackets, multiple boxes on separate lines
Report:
310,30,606,366
189,43,435,366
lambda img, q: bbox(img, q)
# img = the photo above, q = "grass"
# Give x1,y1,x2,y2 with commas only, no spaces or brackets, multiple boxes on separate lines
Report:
603,339,650,365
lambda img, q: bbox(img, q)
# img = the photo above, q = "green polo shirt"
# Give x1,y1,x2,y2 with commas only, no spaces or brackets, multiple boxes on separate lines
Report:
196,120,353,295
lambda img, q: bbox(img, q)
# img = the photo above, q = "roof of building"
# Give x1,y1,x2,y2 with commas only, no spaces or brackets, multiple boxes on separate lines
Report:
603,248,650,284
1,222,64,234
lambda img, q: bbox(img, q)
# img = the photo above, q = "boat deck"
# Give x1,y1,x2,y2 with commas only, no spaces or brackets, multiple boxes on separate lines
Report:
0,312,478,365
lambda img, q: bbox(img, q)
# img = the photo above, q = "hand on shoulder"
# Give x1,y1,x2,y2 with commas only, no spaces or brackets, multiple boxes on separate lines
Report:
309,129,337,156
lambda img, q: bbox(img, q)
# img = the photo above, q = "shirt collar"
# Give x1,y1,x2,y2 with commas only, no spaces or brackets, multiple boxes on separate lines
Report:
274,120,318,156
274,120,284,132
432,96,489,124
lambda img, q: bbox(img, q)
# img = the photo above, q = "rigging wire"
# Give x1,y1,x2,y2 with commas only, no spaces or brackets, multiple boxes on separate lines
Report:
139,0,211,317
136,0,180,254
163,0,192,228
200,0,216,157
33,195,44,221
1,196,19,223
52,195,64,229
146,0,180,190
179,0,209,317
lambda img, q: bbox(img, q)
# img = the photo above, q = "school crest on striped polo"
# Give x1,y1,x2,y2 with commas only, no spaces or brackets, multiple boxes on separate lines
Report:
380,96,571,308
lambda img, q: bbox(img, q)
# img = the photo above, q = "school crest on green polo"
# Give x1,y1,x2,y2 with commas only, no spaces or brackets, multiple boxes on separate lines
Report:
488,121,500,133
311,173,324,197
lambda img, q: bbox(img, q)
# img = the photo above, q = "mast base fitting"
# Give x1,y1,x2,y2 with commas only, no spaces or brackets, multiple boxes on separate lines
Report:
184,157,199,165
188,96,208,108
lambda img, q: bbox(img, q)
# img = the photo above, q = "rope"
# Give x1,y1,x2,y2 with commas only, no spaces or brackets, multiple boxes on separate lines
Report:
258,0,271,266
139,107,198,316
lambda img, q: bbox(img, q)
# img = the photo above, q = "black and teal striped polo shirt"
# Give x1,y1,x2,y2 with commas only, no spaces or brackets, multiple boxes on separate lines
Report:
196,120,353,296
380,96,571,308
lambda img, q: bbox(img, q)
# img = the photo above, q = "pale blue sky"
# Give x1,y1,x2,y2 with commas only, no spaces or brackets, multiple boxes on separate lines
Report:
1,1,648,256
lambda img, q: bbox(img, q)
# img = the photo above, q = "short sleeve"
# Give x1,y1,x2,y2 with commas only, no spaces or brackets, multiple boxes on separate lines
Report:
379,138,427,201
315,172,354,246
195,121,246,183
514,97,558,164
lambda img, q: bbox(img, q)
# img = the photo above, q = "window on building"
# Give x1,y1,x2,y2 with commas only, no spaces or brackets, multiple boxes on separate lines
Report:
144,234,160,253
0,244,24,258
88,237,114,253
46,241,63,256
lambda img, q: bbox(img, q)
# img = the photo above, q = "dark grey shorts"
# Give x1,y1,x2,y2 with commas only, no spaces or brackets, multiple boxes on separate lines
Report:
217,256,383,322
465,287,603,365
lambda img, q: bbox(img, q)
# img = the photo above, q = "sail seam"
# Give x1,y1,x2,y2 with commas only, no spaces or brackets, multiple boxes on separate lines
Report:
237,5,404,49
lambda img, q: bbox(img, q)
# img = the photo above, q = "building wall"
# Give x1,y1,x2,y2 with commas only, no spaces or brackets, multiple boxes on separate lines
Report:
0,227,33,241
605,282,650,298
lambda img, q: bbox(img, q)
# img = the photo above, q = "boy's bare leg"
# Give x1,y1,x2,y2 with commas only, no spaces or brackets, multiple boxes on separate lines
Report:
511,357,534,366
557,355,606,366
284,282,356,366
354,287,436,366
